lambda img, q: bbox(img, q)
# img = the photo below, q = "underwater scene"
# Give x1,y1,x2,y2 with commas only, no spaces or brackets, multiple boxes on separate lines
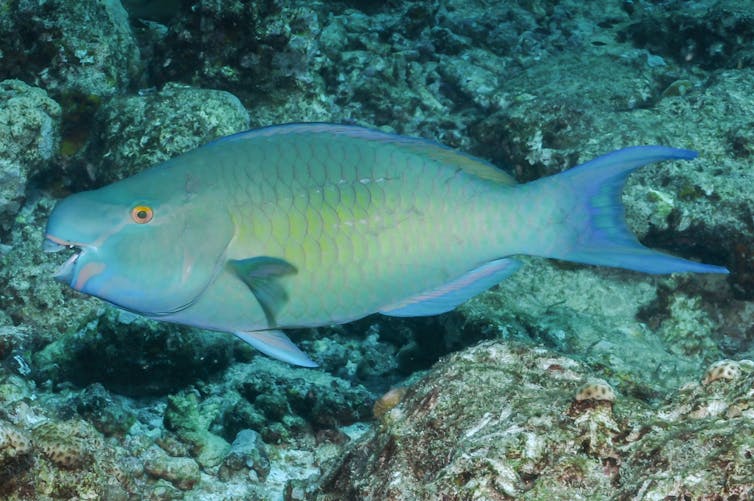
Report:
0,0,753,499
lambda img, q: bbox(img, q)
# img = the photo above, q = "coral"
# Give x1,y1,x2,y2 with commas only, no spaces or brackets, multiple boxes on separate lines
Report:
0,421,31,461
163,391,231,469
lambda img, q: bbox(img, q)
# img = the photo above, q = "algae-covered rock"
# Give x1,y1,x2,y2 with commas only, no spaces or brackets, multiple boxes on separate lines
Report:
320,342,754,499
0,0,141,99
0,80,61,234
83,83,250,185
163,391,231,469
73,383,136,437
143,445,201,491
32,307,234,397
218,429,270,482
0,419,32,486
222,357,374,440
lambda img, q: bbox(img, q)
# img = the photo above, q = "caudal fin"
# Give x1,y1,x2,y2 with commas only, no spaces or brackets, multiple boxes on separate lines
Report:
543,146,728,274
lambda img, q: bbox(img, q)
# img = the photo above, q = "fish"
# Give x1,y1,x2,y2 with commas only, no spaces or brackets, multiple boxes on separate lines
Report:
44,123,728,367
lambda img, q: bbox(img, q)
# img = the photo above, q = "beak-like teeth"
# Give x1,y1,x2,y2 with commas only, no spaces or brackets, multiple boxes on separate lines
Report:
45,235,82,283
43,238,67,253
54,251,80,284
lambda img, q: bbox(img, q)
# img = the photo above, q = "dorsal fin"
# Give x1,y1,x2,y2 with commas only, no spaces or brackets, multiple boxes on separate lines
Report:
209,123,517,186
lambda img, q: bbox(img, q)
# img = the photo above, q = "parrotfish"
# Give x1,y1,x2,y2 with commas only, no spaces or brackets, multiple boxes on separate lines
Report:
44,124,728,367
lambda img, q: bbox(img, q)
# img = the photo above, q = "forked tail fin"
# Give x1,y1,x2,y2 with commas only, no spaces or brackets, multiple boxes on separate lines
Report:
541,146,728,274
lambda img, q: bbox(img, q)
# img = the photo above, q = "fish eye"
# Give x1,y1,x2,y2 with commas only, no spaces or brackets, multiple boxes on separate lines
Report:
130,205,154,224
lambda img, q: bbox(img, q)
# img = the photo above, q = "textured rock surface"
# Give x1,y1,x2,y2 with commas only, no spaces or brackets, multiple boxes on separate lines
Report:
0,0,140,98
320,342,754,499
83,83,250,185
32,307,234,397
0,80,60,234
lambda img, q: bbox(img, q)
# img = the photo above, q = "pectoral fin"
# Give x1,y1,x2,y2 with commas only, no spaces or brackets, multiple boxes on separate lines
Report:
234,330,318,367
228,256,297,326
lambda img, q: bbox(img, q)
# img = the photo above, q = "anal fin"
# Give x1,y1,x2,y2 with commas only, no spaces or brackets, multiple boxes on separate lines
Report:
380,257,521,317
234,330,318,368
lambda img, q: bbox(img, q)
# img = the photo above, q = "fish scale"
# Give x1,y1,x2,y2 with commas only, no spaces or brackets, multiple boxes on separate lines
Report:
228,132,475,325
45,123,728,367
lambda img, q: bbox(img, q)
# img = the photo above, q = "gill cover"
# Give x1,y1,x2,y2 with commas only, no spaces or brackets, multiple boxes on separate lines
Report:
45,169,234,316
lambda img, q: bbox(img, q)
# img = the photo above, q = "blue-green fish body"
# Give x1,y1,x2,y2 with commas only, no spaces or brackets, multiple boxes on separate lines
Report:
45,124,727,366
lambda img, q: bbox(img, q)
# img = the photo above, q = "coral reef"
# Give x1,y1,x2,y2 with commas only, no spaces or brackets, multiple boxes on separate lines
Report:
0,0,750,498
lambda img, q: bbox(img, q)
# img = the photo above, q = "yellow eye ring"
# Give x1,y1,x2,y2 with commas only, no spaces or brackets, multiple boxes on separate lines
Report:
130,205,154,224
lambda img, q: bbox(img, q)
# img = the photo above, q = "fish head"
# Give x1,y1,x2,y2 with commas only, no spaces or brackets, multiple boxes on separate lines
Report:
44,171,233,316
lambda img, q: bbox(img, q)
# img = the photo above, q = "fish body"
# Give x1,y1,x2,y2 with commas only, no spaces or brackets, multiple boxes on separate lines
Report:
45,124,727,366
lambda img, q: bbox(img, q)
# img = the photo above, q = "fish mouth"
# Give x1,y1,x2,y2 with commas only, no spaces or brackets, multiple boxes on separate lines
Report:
44,234,84,284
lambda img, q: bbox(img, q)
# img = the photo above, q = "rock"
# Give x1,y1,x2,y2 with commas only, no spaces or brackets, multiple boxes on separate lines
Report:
0,325,33,362
84,83,250,185
321,342,754,499
0,80,61,233
163,391,231,469
74,383,137,437
221,357,374,441
0,0,141,98
219,429,270,481
32,419,102,469
142,2,324,110
144,445,201,491
623,0,754,70
620,359,754,498
32,307,234,397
